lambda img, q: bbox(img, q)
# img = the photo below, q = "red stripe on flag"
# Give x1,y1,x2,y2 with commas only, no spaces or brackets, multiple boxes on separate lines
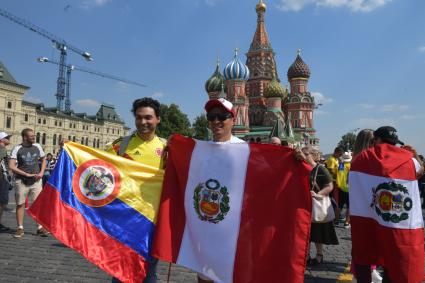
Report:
152,135,196,262
28,184,148,283
351,216,424,283
233,144,312,283
351,144,415,180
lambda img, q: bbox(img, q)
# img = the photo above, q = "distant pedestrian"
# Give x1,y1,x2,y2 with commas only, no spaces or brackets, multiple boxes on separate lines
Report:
336,152,351,228
42,153,54,186
269,137,281,146
0,132,12,232
8,128,49,238
325,147,343,224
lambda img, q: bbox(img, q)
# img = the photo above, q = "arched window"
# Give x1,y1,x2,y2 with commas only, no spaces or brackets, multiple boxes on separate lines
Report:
24,114,29,122
58,135,62,145
72,136,76,142
97,139,100,148
42,133,46,145
85,137,89,146
53,134,57,146
43,119,46,125
81,137,84,144
93,139,96,148
7,101,12,109
36,132,41,143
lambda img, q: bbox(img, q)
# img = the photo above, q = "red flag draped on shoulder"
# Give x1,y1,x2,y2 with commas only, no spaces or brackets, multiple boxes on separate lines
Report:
350,143,424,283
152,134,312,283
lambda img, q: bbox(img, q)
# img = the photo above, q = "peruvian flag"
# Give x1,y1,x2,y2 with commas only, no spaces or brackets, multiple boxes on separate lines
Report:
350,144,424,283
152,135,312,283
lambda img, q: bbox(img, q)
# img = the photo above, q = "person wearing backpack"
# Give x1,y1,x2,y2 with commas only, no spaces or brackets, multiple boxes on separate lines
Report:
106,98,166,283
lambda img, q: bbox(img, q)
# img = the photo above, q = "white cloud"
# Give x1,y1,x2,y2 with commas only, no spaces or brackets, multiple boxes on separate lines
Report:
352,117,395,129
418,46,425,53
80,0,111,9
23,95,42,104
277,0,391,12
380,104,408,112
152,92,165,98
357,103,375,109
311,92,333,105
75,99,101,107
400,114,425,120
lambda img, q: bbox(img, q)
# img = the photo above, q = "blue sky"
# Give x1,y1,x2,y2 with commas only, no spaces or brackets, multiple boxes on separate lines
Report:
1,0,424,154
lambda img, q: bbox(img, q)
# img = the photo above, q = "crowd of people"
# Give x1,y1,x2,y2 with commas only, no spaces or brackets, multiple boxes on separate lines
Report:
1,96,424,283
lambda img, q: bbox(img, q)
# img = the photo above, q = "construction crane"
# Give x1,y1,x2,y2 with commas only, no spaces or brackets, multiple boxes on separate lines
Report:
0,7,92,111
38,57,147,111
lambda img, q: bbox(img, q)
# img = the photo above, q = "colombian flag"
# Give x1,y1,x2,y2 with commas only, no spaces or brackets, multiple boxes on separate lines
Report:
28,142,164,283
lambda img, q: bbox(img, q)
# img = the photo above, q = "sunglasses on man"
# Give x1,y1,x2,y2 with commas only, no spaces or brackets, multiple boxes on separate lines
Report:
206,113,233,122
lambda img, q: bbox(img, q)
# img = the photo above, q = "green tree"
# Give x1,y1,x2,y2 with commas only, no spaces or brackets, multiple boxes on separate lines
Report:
337,132,357,151
192,114,209,140
157,103,193,138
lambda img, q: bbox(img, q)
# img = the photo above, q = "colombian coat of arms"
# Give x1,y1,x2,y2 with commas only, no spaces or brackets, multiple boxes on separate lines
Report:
193,179,230,224
371,181,413,223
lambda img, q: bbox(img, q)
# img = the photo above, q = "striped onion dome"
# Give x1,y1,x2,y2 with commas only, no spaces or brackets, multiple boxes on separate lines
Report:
205,60,225,93
264,73,287,98
287,49,310,80
223,49,250,81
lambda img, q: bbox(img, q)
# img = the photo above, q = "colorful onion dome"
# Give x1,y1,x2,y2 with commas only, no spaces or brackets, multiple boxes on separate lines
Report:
223,49,250,81
205,59,225,93
264,73,287,98
287,49,311,80
256,0,266,12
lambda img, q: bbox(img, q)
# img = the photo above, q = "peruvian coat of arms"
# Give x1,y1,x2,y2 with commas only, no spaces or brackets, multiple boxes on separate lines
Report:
371,181,413,223
193,179,230,224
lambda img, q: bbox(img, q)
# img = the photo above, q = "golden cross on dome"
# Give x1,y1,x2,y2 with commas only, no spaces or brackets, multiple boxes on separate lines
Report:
234,48,239,56
297,49,302,56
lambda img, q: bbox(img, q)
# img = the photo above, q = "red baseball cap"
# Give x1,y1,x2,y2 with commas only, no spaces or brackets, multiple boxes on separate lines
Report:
204,98,236,117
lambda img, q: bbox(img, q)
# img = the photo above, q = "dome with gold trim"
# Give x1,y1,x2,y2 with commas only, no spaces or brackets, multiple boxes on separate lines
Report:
264,74,287,98
205,60,225,93
287,50,311,80
256,0,266,12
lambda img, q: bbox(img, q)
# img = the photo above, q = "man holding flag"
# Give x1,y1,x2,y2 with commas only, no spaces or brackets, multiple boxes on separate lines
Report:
350,126,424,283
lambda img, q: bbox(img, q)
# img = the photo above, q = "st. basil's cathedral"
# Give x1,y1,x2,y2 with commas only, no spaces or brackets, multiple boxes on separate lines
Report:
204,0,319,146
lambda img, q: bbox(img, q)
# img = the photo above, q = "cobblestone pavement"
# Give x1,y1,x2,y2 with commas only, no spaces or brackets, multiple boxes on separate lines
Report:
0,191,354,283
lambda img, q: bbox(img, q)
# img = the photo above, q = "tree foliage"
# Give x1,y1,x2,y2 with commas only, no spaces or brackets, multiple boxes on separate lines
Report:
337,132,357,151
157,103,193,138
192,114,210,140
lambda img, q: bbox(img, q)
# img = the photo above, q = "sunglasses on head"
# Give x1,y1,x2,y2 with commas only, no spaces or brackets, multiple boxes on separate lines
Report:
206,112,233,122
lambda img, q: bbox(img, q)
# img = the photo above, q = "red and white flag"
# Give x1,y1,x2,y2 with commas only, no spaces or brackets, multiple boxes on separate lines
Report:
152,135,312,283
350,144,424,283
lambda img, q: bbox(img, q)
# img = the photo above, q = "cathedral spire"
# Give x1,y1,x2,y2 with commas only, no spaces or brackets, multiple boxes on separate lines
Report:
250,0,271,52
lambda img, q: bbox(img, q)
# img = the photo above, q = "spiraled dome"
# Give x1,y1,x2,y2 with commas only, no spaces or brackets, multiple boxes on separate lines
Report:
205,61,225,93
223,50,250,81
264,74,287,98
287,50,310,80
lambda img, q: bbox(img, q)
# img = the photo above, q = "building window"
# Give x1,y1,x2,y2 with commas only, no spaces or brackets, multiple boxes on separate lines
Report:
72,136,76,142
7,101,12,109
93,139,96,148
107,128,109,134
36,132,41,143
59,122,62,127
43,119,46,125
81,137,84,144
85,137,89,146
68,135,71,141
53,134,57,146
55,121,57,126
24,114,28,122
38,118,41,124
97,139,100,148
6,117,11,128
58,135,62,145
42,133,46,145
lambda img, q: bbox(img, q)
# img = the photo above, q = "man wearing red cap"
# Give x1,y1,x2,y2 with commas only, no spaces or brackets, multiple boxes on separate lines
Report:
204,98,244,144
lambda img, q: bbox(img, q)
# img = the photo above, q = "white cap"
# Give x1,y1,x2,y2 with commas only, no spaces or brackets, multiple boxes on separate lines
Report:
204,98,236,116
0,132,11,140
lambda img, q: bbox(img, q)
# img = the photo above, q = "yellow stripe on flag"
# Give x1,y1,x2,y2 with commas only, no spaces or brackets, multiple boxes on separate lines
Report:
64,142,164,223
337,263,353,283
